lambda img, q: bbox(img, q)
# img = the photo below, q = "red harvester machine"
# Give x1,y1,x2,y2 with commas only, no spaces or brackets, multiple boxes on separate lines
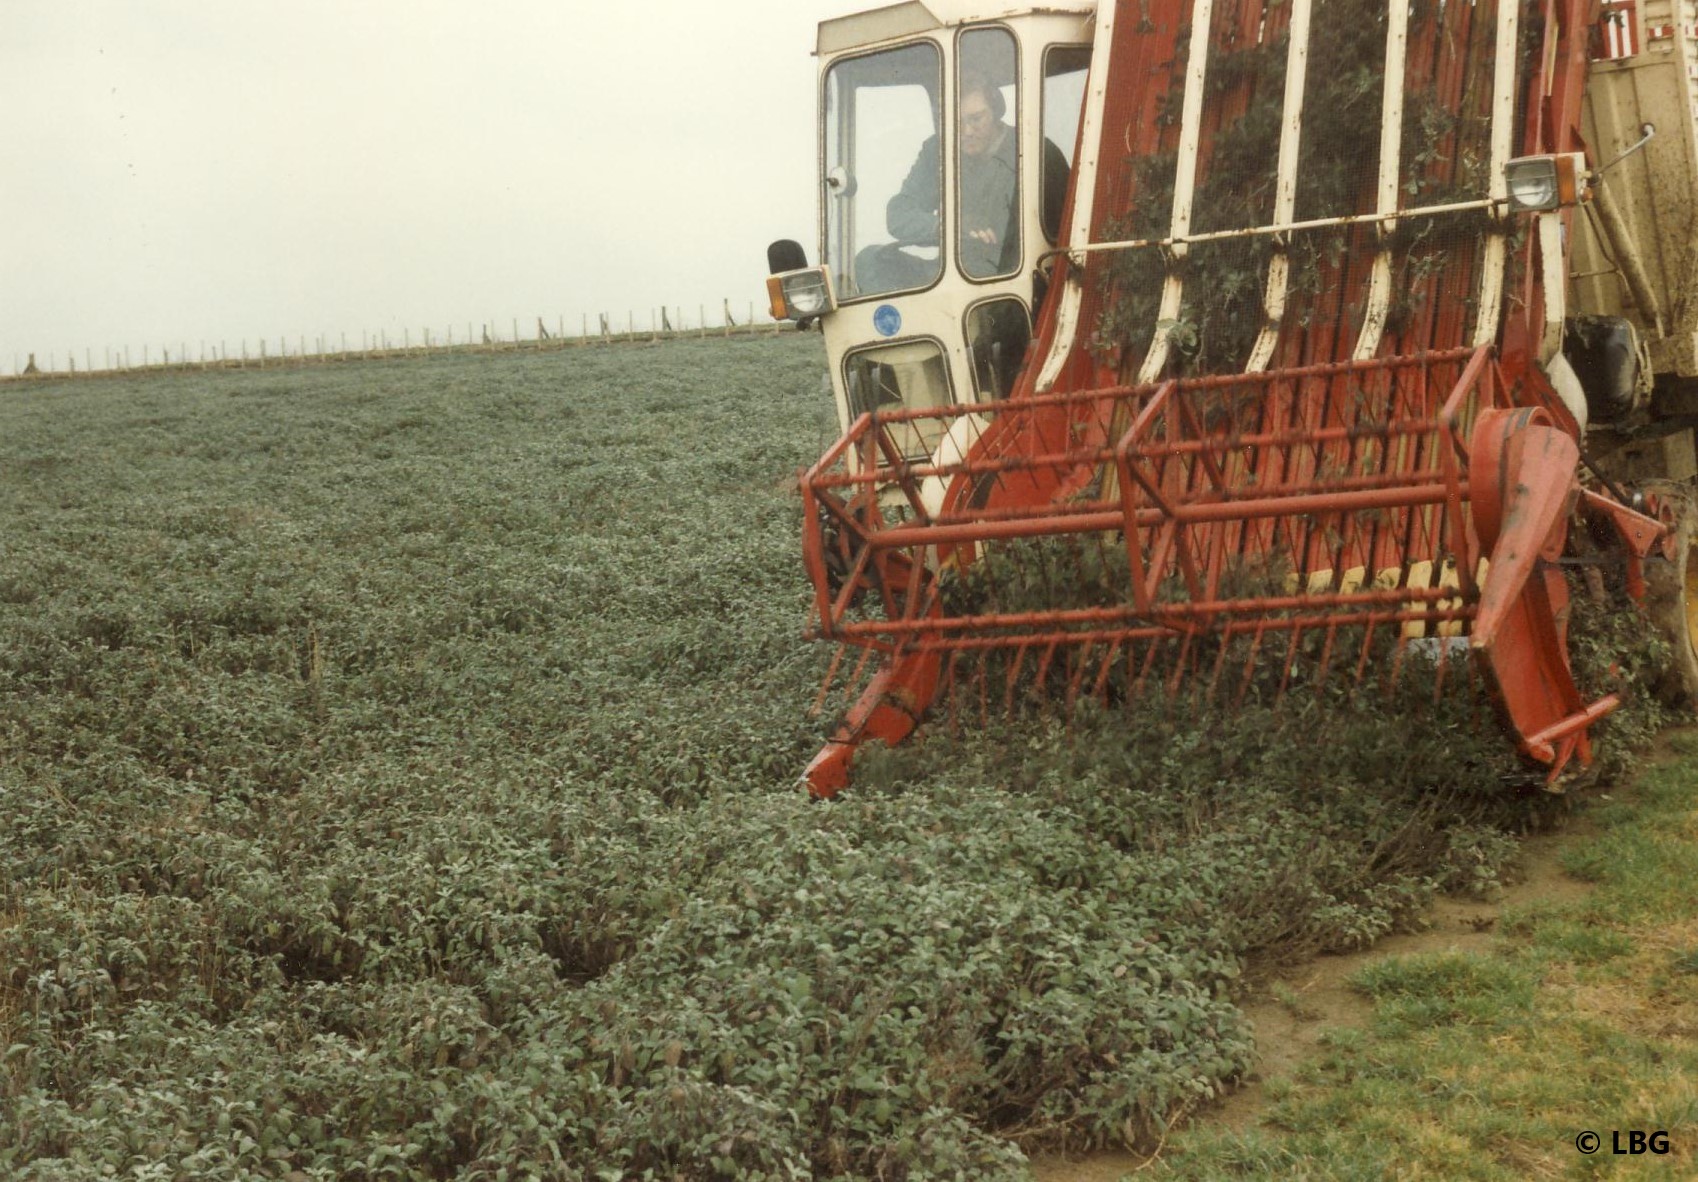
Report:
769,0,1698,795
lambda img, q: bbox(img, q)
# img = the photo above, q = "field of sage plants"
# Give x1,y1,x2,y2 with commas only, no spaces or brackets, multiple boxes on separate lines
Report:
0,336,1662,1179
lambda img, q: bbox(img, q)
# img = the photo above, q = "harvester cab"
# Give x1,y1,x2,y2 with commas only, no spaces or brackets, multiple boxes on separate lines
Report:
776,0,1698,798
766,1,1094,438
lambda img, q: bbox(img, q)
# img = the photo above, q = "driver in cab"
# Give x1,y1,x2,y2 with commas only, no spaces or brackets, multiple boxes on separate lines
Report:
856,73,1019,292
887,73,1018,279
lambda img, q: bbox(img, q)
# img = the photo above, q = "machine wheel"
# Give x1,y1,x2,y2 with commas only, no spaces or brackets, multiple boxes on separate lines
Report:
1644,483,1698,710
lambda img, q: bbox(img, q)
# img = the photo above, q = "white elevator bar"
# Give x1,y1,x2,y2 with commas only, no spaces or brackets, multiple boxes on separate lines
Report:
1352,0,1411,359
1473,0,1521,346
1034,0,1119,393
1246,0,1314,373
1139,0,1218,384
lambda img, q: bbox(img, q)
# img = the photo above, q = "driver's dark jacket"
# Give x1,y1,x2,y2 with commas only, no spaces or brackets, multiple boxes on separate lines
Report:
886,126,1020,278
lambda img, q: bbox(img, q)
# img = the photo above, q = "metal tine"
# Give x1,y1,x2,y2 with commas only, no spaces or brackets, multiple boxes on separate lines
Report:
1132,635,1161,703
903,542,932,623
810,643,850,717
1277,624,1302,700
1465,643,1486,731
1302,378,1344,577
1314,621,1339,697
1199,500,1232,611
1065,641,1092,716
1206,628,1232,701
1165,628,1197,698
1359,371,1396,579
1243,378,1288,556
846,644,875,698
1236,624,1267,708
817,644,877,727
1064,530,1091,602
1385,630,1410,696
1337,385,1378,574
1005,642,1031,718
1093,639,1123,705
1034,639,1060,706
1090,527,1116,605
1355,617,1379,685
977,647,991,729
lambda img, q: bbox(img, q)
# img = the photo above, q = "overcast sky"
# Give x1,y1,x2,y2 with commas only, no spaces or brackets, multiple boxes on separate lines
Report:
1,1,860,374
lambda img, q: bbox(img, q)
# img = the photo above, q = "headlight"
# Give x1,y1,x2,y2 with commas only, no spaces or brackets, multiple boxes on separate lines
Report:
765,266,835,321
1504,153,1587,212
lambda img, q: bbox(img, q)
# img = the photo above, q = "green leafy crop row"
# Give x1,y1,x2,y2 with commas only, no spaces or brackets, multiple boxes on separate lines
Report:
0,336,1662,1179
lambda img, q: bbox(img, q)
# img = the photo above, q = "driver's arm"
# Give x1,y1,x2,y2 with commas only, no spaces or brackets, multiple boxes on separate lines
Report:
886,135,942,246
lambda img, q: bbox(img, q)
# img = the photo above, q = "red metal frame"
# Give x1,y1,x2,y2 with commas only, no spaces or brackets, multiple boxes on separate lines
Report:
798,0,1667,796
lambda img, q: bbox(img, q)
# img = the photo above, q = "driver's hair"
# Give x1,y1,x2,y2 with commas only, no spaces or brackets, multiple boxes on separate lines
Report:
958,70,1007,122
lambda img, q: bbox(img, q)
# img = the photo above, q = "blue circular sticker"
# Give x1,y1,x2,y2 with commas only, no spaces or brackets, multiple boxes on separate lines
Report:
872,304,902,337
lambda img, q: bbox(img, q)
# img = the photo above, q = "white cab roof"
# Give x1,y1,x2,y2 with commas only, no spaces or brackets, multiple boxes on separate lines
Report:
818,1,1097,56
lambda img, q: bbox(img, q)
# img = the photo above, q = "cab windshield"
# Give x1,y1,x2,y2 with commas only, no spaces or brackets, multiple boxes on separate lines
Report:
823,42,942,301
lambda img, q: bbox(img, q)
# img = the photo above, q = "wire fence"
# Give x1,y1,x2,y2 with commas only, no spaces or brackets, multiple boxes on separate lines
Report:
3,301,788,383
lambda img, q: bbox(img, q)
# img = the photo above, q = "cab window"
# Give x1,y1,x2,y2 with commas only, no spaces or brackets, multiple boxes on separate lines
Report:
1041,46,1091,244
955,27,1020,281
966,298,1032,399
843,339,953,457
823,43,943,301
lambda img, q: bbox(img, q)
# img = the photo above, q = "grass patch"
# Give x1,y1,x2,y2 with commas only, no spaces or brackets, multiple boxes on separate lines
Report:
1349,952,1537,1033
1154,733,1698,1180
